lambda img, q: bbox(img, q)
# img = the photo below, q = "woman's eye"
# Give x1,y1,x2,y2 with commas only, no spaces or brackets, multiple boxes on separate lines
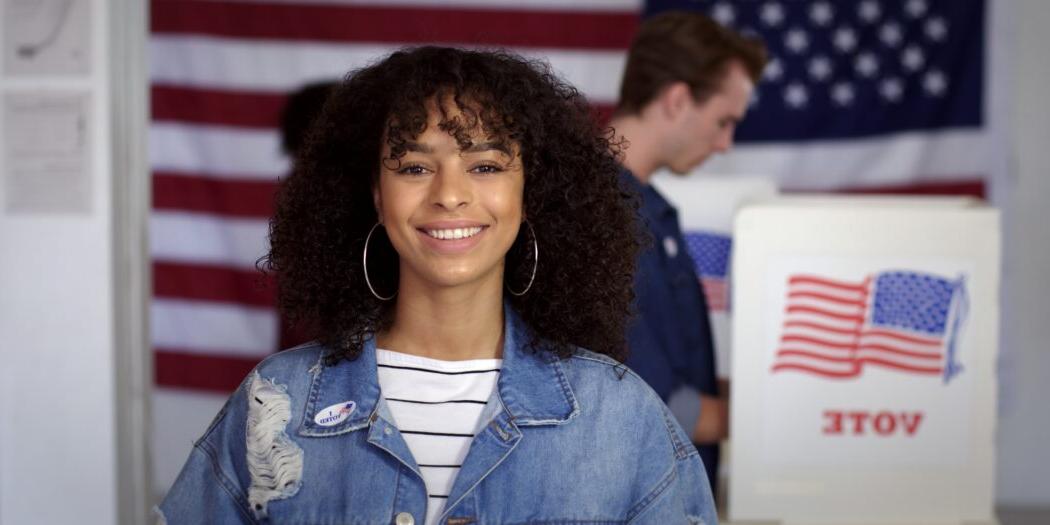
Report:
397,164,428,175
472,163,503,174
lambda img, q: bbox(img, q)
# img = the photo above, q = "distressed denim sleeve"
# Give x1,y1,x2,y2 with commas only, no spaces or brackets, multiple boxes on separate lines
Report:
157,444,255,525
628,451,718,525
158,377,256,525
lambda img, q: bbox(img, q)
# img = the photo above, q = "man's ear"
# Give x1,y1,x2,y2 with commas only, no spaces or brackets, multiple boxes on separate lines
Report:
660,82,692,121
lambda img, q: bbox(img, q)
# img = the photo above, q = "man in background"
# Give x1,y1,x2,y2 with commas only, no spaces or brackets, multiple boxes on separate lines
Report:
610,11,766,494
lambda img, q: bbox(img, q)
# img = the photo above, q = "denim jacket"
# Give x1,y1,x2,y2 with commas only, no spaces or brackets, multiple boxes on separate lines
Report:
158,307,717,524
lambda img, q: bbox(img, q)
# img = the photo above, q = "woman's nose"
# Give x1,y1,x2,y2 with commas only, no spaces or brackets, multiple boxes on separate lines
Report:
429,167,472,210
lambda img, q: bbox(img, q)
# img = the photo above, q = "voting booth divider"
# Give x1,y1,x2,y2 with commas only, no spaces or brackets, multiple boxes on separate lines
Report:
727,196,999,525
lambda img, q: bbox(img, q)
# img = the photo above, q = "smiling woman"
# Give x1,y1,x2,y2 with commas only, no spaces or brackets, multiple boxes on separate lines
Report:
158,47,719,524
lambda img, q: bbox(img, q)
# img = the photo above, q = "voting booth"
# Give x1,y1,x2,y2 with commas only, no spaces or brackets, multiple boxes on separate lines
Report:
728,196,999,525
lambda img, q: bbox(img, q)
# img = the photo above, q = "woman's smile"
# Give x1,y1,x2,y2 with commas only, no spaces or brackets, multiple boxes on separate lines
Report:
416,221,490,254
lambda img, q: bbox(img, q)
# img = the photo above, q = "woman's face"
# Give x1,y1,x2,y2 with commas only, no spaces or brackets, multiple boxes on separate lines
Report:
375,104,525,295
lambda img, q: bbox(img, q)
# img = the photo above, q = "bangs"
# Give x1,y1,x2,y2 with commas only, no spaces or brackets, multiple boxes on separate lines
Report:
382,87,523,164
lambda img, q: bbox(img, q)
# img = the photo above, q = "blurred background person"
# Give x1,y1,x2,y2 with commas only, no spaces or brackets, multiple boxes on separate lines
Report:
609,10,767,496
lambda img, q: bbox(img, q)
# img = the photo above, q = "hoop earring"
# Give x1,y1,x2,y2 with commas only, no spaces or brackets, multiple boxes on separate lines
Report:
363,223,396,301
507,221,538,297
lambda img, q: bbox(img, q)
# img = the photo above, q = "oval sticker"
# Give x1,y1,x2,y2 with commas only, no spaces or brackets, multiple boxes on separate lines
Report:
314,401,356,427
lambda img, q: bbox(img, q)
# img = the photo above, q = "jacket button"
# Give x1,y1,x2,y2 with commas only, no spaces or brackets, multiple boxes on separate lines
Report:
394,512,414,525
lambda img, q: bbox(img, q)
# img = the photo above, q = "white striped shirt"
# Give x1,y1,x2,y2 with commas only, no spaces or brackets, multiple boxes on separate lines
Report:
376,349,502,525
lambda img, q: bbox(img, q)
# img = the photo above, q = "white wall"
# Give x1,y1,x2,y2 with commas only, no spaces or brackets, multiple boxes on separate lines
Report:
0,0,133,523
995,0,1050,507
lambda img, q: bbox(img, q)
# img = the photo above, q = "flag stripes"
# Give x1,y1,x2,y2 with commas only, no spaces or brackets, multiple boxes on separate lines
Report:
772,274,949,379
151,0,639,49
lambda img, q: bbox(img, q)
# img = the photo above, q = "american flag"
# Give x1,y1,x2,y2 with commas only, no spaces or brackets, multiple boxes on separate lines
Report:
663,0,1000,197
150,0,1000,394
683,231,732,312
771,270,968,382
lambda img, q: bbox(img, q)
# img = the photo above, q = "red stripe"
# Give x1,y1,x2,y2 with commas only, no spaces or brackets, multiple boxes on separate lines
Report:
776,349,855,363
856,343,942,360
154,261,276,307
787,291,865,307
771,362,860,379
788,275,868,293
153,85,286,129
151,0,638,50
154,172,278,218
857,356,942,375
786,305,864,323
784,320,859,336
772,356,942,378
834,179,987,200
151,84,617,130
862,328,942,346
778,344,941,362
780,334,855,350
155,349,263,392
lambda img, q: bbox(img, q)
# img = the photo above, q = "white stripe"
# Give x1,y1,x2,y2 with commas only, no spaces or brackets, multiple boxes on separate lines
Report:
783,311,860,332
787,296,864,316
697,129,999,190
152,298,277,356
150,211,269,269
196,0,642,11
782,325,857,346
789,282,867,302
150,35,625,102
151,122,288,179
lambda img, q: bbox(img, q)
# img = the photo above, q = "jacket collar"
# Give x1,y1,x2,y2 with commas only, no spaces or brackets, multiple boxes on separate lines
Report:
297,303,578,437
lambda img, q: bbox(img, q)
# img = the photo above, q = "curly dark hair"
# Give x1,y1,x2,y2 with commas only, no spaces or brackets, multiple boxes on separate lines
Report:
262,46,642,363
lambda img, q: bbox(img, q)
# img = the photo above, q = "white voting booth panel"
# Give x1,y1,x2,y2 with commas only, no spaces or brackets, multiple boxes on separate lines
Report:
651,174,777,434
729,197,999,525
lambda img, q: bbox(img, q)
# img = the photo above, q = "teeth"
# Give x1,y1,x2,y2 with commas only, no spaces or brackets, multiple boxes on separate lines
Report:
426,226,483,240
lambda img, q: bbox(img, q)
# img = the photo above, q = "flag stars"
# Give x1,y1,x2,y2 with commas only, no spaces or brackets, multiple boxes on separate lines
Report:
711,2,735,27
833,27,858,53
880,21,903,47
784,82,808,109
808,56,833,82
905,0,928,19
880,78,904,102
809,2,834,27
855,52,879,78
763,57,784,82
858,0,881,24
902,45,925,72
925,17,949,41
831,82,855,106
923,70,948,96
760,2,786,27
784,28,810,54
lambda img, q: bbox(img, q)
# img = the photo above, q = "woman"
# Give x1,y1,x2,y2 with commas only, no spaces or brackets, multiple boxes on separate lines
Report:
159,47,717,524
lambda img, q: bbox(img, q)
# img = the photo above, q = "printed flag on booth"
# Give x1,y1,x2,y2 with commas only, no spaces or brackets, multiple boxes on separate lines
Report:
772,270,968,382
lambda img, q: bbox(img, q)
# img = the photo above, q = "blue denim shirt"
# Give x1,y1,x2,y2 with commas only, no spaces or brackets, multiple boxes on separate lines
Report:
620,170,720,491
158,307,717,524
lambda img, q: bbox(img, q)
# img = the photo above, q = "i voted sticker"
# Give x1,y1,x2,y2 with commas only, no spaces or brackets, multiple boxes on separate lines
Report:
314,401,356,427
